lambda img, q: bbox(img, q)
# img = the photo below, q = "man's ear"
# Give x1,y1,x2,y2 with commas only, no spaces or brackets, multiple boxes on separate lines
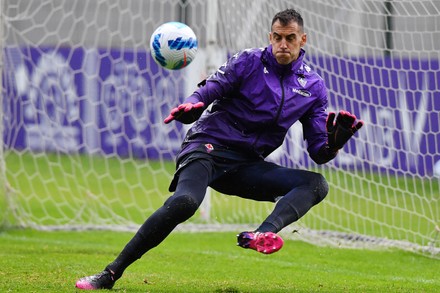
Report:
300,33,307,47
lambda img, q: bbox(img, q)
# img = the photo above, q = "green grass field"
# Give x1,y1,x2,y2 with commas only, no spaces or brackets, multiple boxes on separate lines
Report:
1,151,439,291
1,229,439,292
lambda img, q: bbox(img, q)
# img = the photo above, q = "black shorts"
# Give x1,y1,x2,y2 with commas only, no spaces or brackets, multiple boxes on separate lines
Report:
168,143,262,192
169,143,319,203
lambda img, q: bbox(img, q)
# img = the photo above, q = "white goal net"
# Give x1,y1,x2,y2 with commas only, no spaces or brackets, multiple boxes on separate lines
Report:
1,0,439,258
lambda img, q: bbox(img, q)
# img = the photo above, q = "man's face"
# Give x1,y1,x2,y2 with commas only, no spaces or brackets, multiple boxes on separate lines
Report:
269,20,307,65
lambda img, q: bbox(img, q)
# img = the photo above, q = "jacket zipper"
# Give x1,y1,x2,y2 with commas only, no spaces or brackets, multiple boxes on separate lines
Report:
275,75,285,123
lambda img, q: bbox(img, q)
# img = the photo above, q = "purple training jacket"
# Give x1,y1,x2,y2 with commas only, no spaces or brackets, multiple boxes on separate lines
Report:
179,45,335,164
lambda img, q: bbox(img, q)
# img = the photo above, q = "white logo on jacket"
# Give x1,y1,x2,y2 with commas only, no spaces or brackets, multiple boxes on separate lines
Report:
297,77,307,87
292,88,311,97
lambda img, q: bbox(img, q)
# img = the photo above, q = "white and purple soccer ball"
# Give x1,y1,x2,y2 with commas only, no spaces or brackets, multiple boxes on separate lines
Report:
149,22,198,70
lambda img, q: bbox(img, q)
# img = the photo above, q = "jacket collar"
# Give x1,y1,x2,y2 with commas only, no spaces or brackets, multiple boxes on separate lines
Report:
263,45,306,76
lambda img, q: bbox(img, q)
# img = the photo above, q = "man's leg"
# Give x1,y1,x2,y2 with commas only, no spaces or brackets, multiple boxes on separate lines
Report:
256,169,329,233
211,161,329,253
75,159,211,290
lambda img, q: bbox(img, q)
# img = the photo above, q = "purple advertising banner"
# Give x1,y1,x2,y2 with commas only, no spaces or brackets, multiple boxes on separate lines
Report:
3,47,85,153
3,46,186,160
311,56,440,177
2,47,440,177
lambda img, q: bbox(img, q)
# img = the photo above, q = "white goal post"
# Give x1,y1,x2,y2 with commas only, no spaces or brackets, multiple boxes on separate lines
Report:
1,0,439,258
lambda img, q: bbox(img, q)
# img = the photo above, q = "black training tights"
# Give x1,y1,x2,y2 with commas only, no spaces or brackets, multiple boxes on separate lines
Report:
106,158,328,279
106,160,209,279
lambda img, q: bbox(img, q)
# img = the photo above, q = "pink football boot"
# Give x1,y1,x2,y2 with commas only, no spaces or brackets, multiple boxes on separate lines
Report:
237,231,284,254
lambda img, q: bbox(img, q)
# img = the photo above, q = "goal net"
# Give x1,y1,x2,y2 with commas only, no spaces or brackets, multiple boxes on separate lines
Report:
1,0,439,258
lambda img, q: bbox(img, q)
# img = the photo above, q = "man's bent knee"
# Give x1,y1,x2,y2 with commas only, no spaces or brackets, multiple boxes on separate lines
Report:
312,173,329,204
164,194,199,222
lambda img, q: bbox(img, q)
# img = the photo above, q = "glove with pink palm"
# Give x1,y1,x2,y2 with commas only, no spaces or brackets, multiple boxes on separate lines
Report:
164,102,205,124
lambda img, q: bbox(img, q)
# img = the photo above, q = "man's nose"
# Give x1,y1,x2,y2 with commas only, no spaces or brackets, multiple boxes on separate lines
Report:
280,39,287,48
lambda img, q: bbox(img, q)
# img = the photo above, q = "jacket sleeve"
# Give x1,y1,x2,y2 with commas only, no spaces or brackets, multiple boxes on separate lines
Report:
184,51,248,105
300,81,338,164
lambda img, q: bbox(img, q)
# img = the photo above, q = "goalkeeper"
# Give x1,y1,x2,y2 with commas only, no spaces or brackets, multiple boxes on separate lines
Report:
76,8,363,290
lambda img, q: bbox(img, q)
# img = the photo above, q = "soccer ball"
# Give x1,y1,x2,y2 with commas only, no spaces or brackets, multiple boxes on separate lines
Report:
149,22,198,70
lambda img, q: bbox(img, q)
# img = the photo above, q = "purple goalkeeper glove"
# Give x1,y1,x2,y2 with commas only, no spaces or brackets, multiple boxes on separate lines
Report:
326,110,364,152
164,102,205,124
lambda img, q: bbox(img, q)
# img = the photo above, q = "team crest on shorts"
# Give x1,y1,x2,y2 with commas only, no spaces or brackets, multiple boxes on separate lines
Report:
204,143,214,153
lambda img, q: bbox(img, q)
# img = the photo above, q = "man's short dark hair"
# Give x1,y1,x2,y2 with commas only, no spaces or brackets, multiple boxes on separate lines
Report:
271,9,304,31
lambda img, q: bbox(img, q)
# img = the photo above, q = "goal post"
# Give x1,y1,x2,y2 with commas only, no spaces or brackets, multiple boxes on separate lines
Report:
1,0,439,258
0,0,6,227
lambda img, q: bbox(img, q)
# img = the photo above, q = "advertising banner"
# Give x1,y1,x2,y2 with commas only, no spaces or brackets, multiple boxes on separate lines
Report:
2,47,439,176
3,47,185,160
320,56,440,177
